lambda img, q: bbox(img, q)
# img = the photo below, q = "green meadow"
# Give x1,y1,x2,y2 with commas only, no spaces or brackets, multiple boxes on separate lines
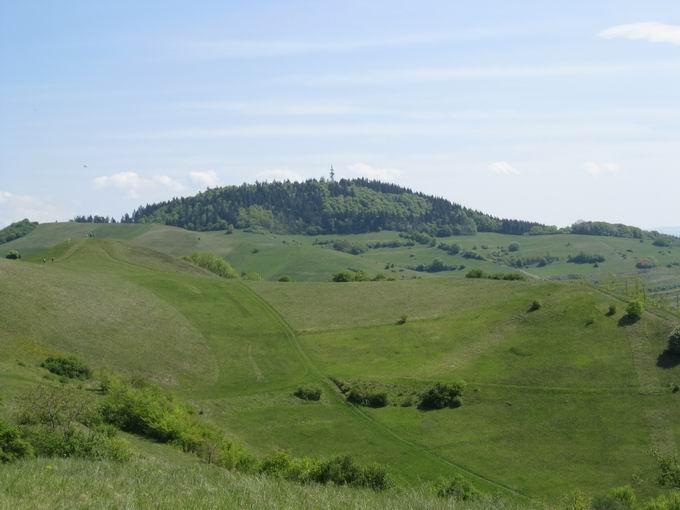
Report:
1,222,680,506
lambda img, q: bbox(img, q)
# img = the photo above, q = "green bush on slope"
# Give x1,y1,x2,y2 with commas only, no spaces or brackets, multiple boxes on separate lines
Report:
182,252,238,278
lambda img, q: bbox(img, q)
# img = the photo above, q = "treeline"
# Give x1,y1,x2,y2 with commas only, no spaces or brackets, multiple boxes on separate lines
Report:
0,219,38,244
126,179,546,236
73,215,118,224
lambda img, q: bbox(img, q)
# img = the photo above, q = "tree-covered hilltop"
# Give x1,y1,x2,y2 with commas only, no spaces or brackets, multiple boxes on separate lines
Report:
127,179,544,236
0,219,38,244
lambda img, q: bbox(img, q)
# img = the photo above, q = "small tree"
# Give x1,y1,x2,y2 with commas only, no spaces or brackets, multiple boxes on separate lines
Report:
606,304,617,316
625,300,644,322
5,249,20,260
668,326,680,355
528,300,542,312
508,242,520,252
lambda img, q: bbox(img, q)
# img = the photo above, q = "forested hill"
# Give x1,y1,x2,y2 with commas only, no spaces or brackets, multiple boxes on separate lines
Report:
127,178,545,236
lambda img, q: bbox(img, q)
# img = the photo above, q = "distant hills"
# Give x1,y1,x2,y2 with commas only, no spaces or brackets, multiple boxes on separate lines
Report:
126,178,548,236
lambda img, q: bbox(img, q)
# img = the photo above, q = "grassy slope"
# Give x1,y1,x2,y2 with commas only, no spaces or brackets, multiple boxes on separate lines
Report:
251,278,680,499
2,223,680,501
0,239,512,494
0,457,532,510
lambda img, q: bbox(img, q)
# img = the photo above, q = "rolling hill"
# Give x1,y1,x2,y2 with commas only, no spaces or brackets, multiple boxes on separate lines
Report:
2,222,680,507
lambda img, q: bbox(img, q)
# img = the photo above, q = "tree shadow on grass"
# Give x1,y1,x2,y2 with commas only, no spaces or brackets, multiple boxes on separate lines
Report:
657,350,680,369
618,315,640,327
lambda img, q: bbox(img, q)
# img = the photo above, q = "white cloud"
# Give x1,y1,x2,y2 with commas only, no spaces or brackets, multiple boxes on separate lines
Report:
92,171,185,198
189,170,219,188
584,161,621,176
282,61,680,86
0,190,66,226
255,169,304,182
599,22,680,45
489,161,519,175
179,31,508,59
347,162,402,181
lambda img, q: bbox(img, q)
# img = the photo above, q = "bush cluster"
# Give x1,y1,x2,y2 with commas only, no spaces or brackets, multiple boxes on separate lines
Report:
417,382,465,410
5,249,20,260
347,389,388,408
432,475,479,501
465,269,525,281
40,356,91,380
567,252,606,264
411,259,461,273
257,451,393,491
293,387,321,401
182,252,238,279
625,300,644,322
15,385,128,462
0,421,32,463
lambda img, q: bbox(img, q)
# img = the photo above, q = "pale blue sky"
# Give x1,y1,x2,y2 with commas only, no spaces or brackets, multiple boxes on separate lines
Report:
2,1,680,229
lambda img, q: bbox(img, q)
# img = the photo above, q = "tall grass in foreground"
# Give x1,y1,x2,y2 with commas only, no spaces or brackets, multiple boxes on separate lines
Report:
0,457,533,510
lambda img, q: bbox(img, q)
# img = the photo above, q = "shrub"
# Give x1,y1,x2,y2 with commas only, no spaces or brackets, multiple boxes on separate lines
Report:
40,356,91,380
417,382,465,410
466,269,485,279
529,300,542,312
432,475,479,501
668,326,680,355
256,451,392,491
636,258,657,269
625,300,644,322
568,252,606,264
293,387,321,401
607,305,617,316
5,249,20,260
591,486,636,510
15,385,128,461
396,314,408,325
278,275,292,282
182,252,238,278
243,272,262,281
0,420,32,463
508,242,520,252
346,389,388,408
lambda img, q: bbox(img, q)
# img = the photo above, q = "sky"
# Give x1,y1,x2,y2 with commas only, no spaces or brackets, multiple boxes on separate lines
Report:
1,1,680,230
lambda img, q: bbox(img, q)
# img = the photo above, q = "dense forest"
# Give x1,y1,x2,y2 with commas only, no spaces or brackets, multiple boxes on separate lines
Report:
0,219,38,244
127,179,544,236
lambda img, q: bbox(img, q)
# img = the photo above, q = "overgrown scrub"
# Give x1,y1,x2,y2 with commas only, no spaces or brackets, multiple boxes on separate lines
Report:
623,300,644,323
417,382,465,410
15,385,128,461
257,451,393,491
347,389,388,408
293,387,321,401
465,269,525,281
100,375,250,469
567,252,606,264
182,252,238,279
0,420,32,463
591,485,636,510
40,355,91,380
432,475,479,501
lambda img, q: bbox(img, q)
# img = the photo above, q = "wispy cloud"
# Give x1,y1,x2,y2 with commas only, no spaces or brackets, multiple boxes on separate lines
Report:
131,121,648,141
282,61,680,85
92,172,185,199
489,161,519,175
179,101,369,117
0,190,66,226
599,22,680,45
584,161,621,176
348,162,402,181
189,170,219,188
179,30,507,58
256,169,304,182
